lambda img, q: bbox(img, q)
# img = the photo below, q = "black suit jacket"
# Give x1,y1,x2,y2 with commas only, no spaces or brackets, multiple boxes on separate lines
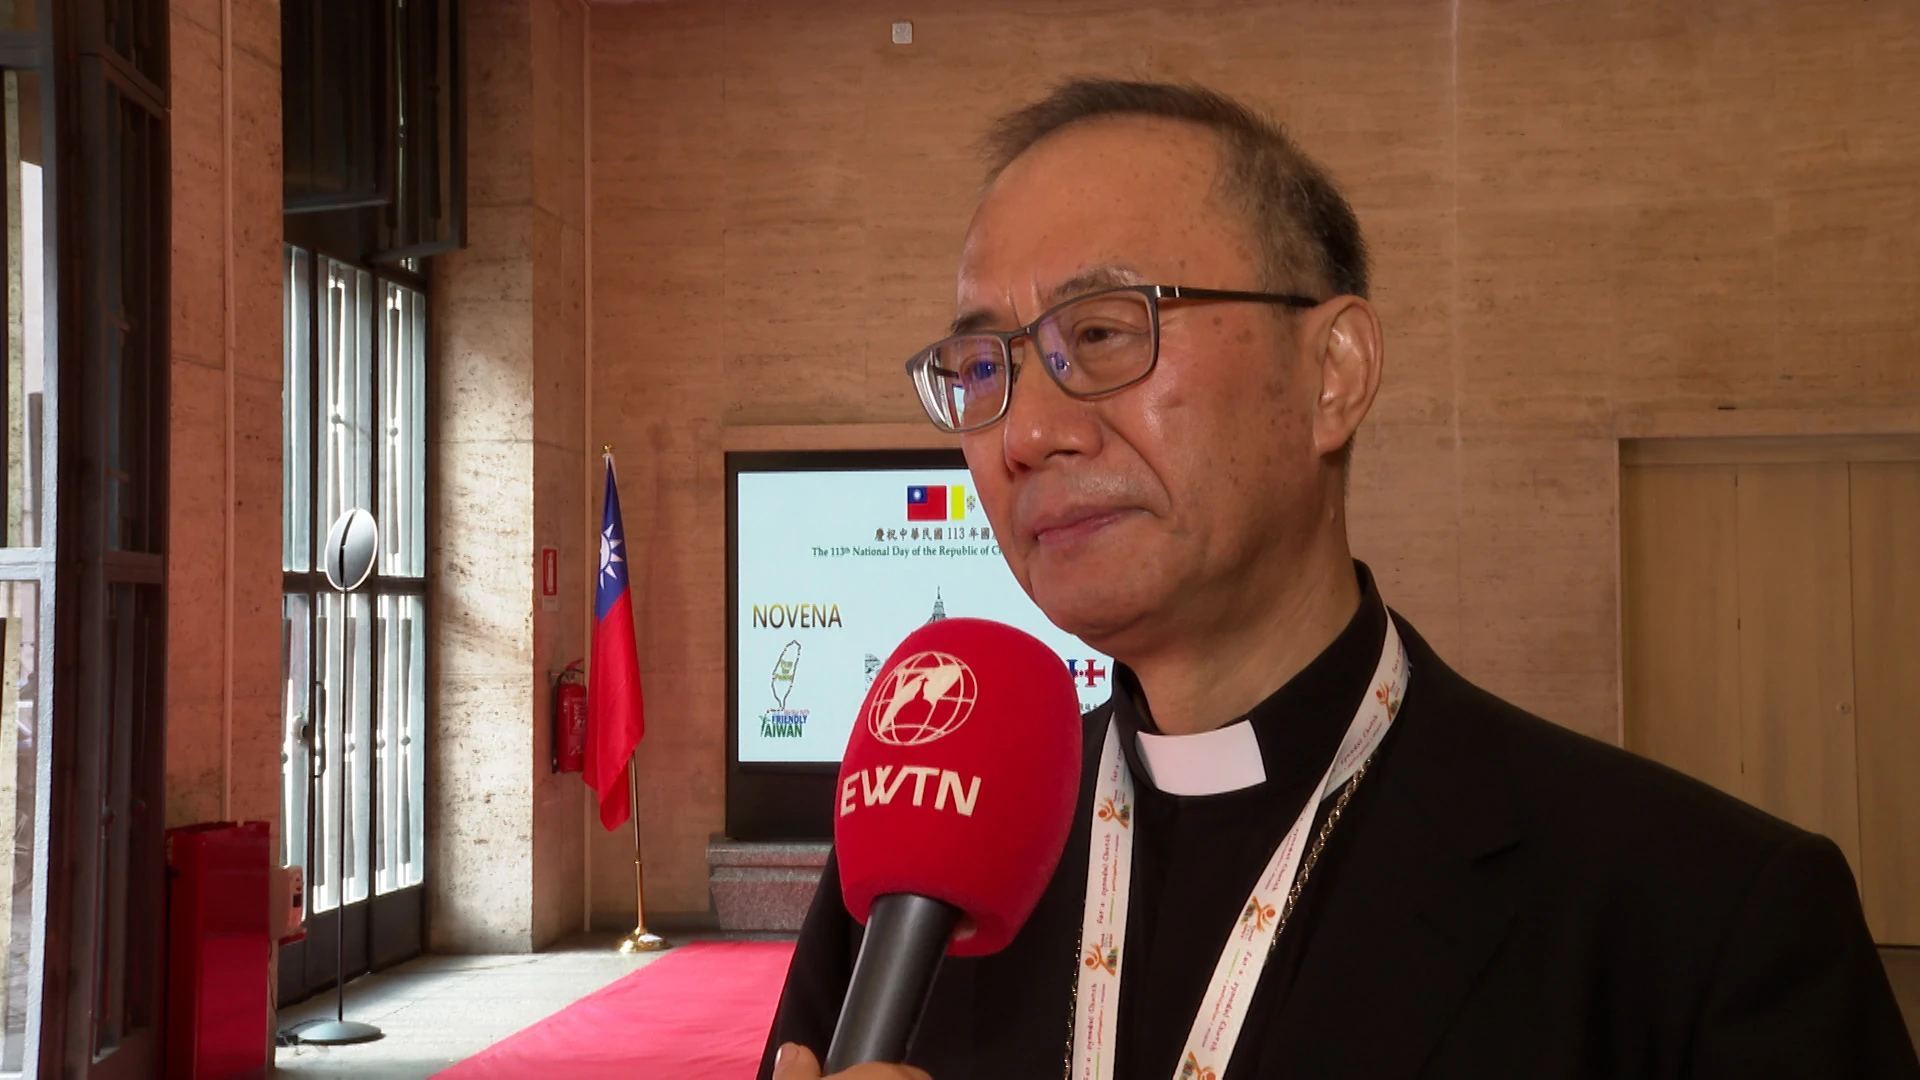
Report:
761,614,1919,1078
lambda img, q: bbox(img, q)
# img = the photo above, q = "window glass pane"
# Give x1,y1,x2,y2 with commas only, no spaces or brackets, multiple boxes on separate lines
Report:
0,581,38,1069
103,0,164,84
284,247,312,571
289,254,430,915
4,71,45,548
319,258,374,550
378,281,424,578
374,594,424,894
96,583,161,1051
280,594,311,871
408,288,425,575
311,591,371,913
103,85,160,552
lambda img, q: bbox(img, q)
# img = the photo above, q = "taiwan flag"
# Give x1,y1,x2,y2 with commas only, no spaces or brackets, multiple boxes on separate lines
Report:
587,452,647,831
907,484,948,522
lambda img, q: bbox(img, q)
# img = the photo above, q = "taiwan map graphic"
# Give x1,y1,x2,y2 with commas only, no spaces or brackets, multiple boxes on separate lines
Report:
761,640,808,738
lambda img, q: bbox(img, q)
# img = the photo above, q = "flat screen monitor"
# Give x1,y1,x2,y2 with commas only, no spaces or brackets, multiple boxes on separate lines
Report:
725,449,1112,839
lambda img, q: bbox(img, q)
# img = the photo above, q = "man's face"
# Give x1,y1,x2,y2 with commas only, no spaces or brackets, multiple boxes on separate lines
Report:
957,118,1333,656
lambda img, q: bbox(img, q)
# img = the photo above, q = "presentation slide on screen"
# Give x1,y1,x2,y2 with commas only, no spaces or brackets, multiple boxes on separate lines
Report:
735,467,1113,765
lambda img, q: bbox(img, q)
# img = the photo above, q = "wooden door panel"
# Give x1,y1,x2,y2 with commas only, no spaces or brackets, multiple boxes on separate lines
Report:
1620,465,1744,797
1735,463,1862,876
1848,461,1920,945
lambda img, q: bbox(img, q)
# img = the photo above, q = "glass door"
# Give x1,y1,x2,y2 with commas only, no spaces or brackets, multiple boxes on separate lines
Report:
48,0,172,1075
279,248,428,1003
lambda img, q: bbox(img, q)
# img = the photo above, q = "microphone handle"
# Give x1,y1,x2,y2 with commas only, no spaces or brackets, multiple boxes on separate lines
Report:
825,893,962,1071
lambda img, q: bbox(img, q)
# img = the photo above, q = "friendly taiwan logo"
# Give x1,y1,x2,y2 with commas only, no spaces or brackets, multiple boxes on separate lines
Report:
760,640,809,738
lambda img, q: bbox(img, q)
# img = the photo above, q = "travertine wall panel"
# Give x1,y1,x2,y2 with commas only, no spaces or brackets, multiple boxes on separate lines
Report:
165,0,283,835
529,0,590,952
431,0,591,952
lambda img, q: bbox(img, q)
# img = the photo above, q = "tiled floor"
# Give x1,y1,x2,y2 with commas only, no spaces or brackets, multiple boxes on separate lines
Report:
275,941,1919,1078
273,932,699,1079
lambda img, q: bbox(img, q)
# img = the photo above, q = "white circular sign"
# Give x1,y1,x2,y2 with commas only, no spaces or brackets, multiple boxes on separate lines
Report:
322,508,379,593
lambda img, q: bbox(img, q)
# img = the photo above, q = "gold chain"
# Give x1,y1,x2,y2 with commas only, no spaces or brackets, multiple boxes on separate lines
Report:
1061,751,1379,1077
1265,752,1372,956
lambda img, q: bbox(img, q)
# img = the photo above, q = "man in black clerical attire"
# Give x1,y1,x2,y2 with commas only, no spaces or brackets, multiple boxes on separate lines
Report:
762,81,1919,1080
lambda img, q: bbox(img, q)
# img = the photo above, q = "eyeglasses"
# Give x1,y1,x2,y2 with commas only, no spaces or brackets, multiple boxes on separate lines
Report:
905,285,1323,433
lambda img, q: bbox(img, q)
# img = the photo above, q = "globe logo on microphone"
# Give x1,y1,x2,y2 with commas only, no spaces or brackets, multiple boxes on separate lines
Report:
867,651,977,746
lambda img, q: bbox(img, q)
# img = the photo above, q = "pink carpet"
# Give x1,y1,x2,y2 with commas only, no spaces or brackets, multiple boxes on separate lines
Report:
436,941,794,1079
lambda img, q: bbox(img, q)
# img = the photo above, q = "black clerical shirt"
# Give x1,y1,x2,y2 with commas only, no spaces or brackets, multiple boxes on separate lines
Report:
1102,573,1390,1077
760,562,1918,1079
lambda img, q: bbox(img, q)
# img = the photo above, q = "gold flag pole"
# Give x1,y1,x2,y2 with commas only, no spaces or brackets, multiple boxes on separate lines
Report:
617,754,670,952
603,443,666,953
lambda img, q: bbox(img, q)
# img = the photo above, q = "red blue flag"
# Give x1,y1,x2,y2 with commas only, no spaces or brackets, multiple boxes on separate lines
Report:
587,453,647,830
907,484,947,522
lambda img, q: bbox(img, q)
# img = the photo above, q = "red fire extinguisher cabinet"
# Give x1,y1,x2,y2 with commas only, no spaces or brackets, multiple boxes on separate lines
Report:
554,660,587,773
166,821,271,1079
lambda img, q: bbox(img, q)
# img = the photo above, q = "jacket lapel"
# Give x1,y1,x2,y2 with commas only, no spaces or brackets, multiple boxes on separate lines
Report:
1272,617,1524,1079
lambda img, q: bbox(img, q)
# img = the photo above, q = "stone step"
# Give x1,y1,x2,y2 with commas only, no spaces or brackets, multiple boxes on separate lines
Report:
707,839,831,933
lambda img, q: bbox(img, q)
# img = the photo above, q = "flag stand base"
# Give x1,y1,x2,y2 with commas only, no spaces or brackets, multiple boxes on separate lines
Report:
616,748,670,954
617,927,671,953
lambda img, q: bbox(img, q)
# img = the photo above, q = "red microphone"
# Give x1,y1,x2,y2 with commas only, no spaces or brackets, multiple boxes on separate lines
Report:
826,618,1082,1070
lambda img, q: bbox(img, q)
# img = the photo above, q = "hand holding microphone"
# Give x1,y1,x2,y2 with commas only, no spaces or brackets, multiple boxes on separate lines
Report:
824,618,1084,1071
773,1043,929,1080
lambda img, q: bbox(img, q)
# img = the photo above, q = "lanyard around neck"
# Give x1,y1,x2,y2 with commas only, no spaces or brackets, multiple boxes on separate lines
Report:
1070,616,1409,1080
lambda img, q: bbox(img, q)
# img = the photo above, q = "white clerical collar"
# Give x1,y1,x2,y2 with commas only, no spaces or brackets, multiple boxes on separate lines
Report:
1133,720,1267,796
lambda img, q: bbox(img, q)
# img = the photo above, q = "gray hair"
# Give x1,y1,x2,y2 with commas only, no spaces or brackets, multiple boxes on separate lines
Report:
982,79,1370,301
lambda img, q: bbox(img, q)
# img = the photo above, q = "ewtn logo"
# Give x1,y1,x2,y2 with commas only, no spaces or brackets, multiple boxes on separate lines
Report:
867,651,976,747
839,764,981,819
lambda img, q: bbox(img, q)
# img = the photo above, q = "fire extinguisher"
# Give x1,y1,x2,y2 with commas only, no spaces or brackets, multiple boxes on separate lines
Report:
554,661,587,773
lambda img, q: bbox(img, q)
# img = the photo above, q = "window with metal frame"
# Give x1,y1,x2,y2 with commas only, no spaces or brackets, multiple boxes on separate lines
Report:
278,0,455,1006
0,64,50,1073
46,0,173,1073
282,250,427,921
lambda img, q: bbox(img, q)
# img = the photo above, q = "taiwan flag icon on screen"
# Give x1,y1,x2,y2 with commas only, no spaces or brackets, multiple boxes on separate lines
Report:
907,485,947,522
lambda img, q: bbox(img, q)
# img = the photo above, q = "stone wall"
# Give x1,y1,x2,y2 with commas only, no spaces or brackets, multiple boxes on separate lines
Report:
165,0,284,837
428,0,589,953
528,0,591,952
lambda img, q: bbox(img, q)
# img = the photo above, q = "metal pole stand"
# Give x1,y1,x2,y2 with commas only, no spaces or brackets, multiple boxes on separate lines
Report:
617,755,670,953
301,1018,383,1046
304,510,385,1045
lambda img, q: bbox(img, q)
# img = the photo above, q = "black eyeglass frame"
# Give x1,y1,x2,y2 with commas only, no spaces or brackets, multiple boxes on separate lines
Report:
904,284,1324,433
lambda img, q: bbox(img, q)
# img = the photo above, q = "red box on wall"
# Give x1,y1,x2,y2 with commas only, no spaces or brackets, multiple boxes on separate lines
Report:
166,821,270,1080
